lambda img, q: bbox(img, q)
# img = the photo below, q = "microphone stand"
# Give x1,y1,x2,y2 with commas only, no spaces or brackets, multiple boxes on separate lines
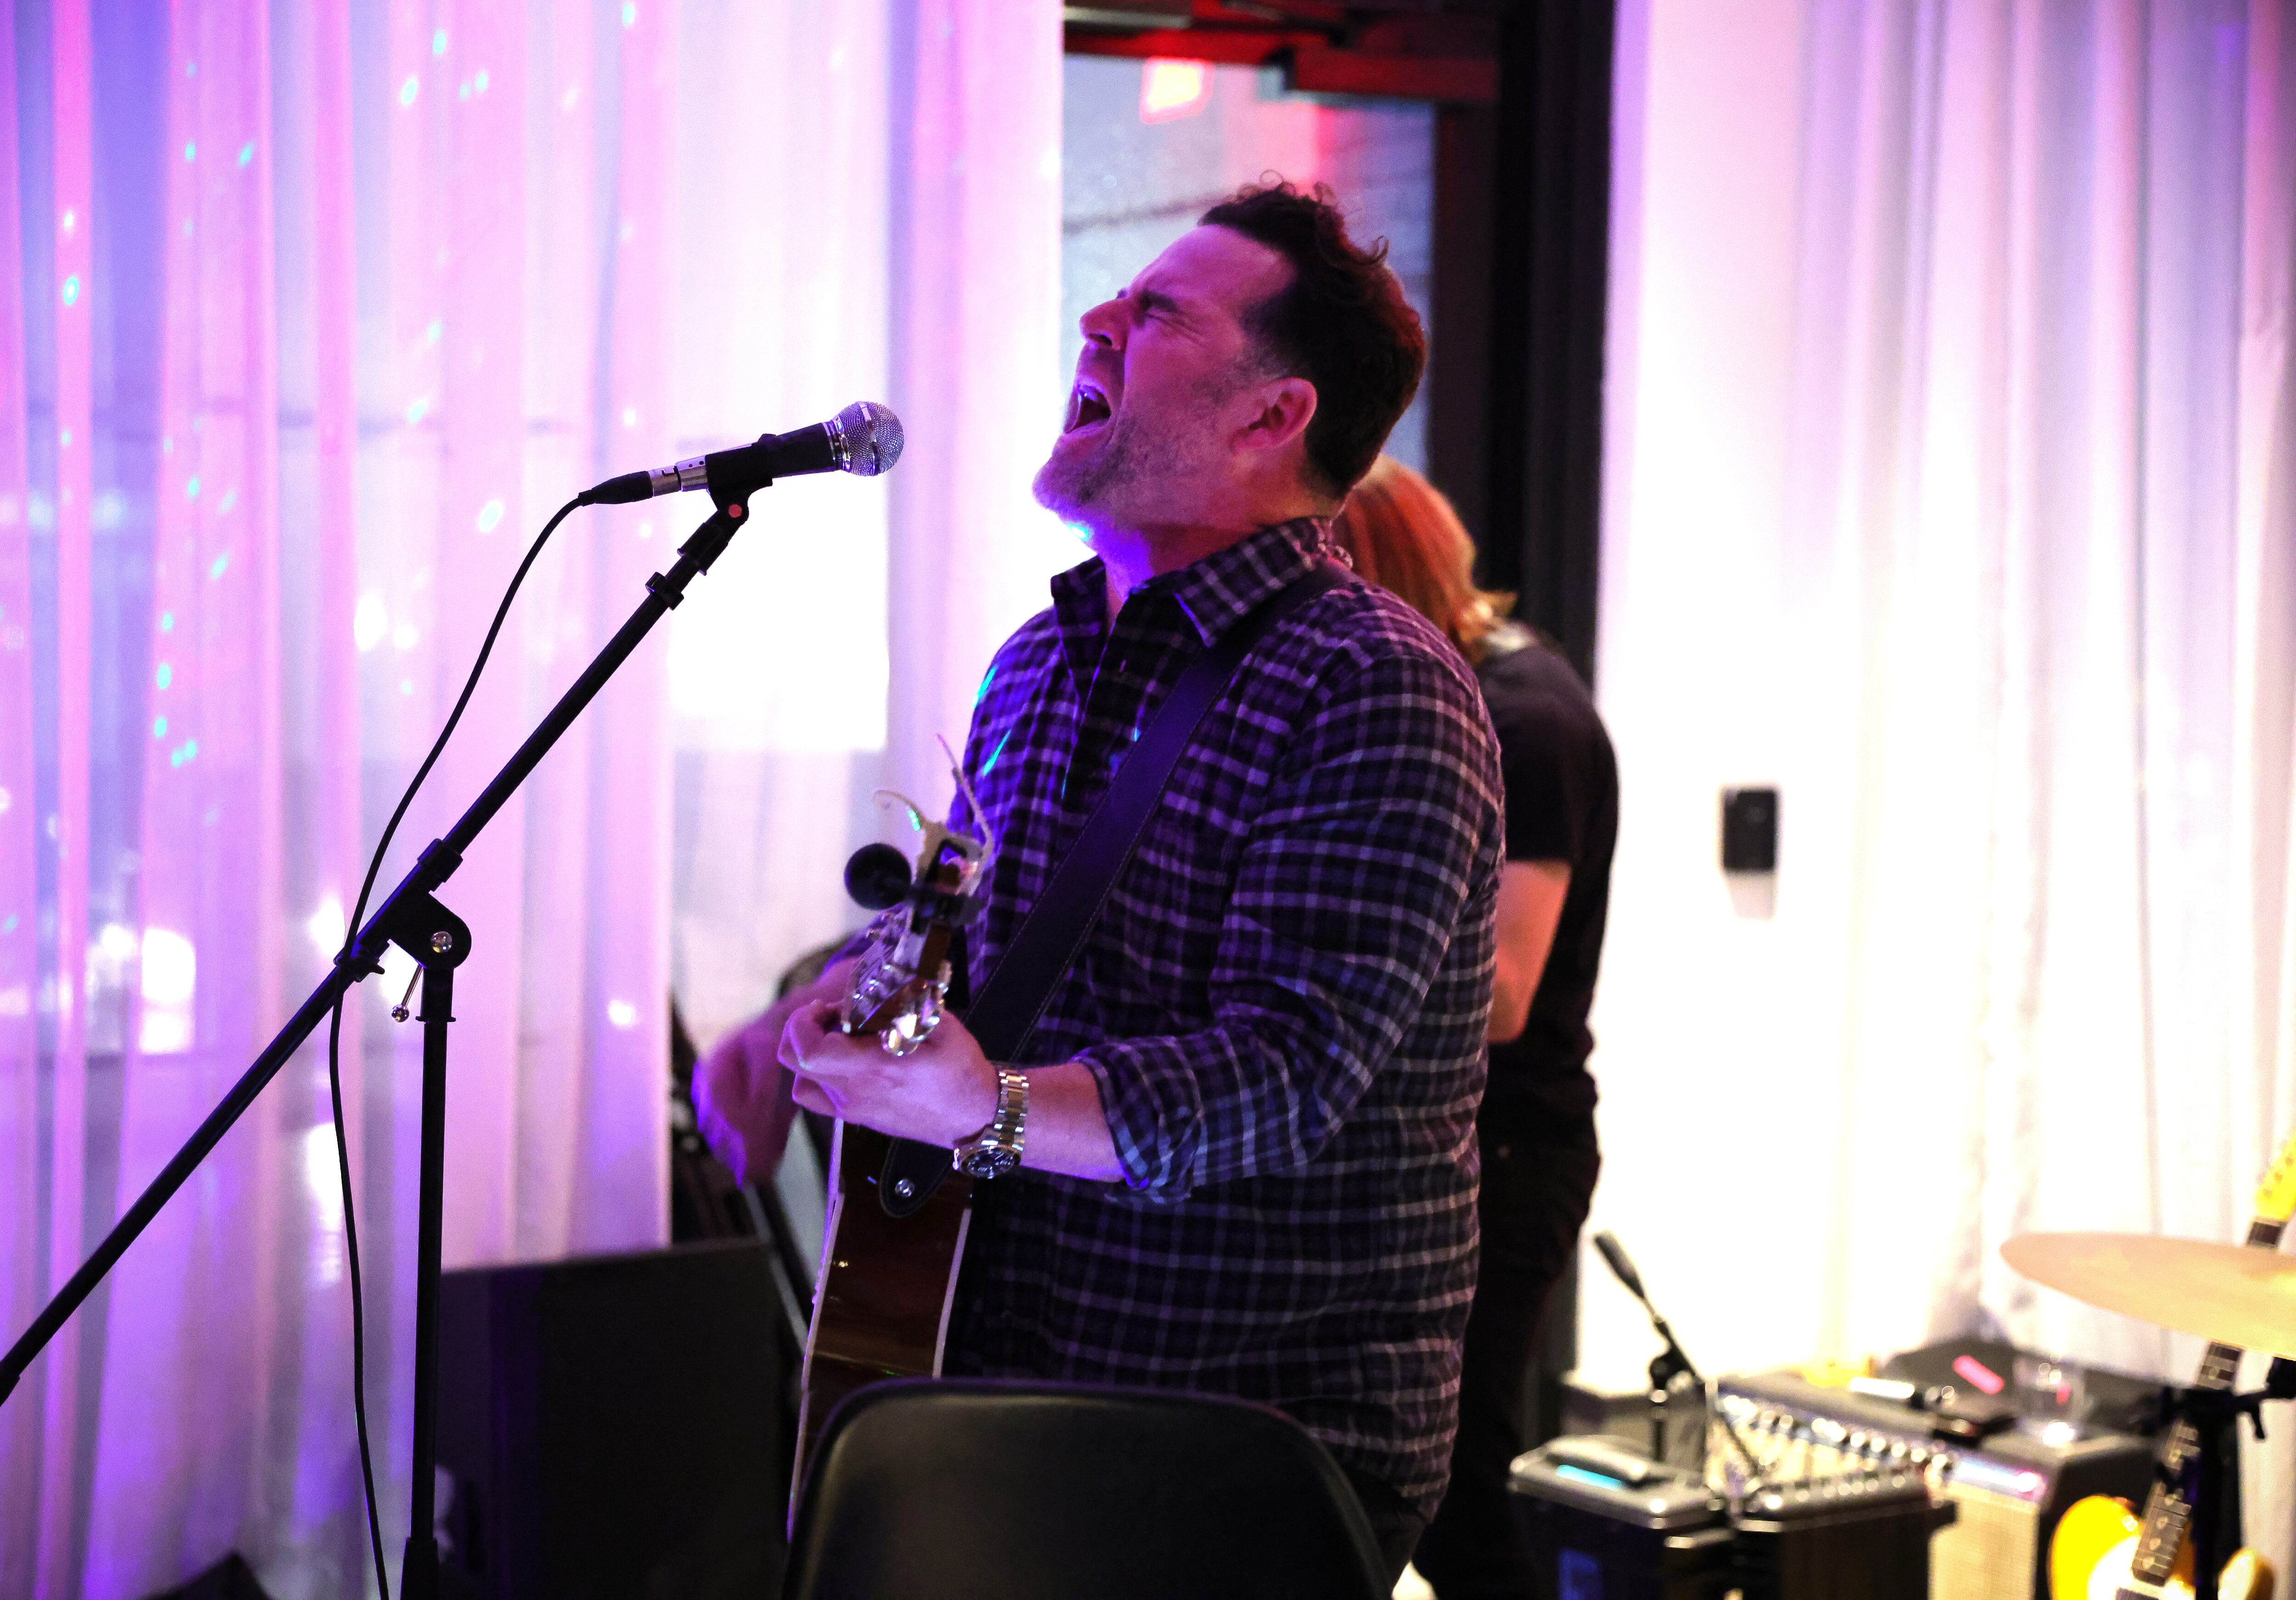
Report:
0,486,765,1599
1593,1231,1761,1482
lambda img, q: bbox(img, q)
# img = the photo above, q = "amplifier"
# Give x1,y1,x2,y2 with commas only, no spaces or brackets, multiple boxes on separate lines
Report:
1711,1370,2155,1600
1732,1471,1943,1600
1510,1436,1945,1599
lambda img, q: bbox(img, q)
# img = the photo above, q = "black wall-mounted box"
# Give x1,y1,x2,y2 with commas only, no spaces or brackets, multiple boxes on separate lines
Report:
1722,788,1779,873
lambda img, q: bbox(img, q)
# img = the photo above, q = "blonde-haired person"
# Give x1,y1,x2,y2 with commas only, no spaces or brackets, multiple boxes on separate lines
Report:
1333,456,1618,1600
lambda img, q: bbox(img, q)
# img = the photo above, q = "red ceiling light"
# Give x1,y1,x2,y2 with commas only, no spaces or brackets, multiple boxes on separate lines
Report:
1138,57,1212,123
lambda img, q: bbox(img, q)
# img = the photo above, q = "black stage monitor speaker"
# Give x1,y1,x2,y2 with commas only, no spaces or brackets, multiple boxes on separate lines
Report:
435,1239,792,1600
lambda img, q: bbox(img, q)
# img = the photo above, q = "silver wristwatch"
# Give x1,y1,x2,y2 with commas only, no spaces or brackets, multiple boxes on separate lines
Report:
953,1067,1029,1178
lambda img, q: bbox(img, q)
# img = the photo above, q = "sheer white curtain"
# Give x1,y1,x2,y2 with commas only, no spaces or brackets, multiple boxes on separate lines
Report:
1591,0,2296,1569
670,0,1070,1047
0,1,1064,1595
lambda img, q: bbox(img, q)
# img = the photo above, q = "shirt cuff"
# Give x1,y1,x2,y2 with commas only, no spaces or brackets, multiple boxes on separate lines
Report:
1070,1036,1205,1202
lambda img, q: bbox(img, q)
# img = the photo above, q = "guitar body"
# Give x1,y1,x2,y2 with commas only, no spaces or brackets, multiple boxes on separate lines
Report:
795,1124,976,1473
2049,1493,2273,1600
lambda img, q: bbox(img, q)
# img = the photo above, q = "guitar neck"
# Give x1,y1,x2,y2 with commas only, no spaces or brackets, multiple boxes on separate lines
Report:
2127,1216,2282,1583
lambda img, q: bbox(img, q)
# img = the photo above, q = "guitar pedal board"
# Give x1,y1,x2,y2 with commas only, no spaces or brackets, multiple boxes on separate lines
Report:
1711,1370,2156,1600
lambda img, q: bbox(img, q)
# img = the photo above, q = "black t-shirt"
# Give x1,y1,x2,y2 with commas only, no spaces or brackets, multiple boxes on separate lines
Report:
1473,623,1617,1123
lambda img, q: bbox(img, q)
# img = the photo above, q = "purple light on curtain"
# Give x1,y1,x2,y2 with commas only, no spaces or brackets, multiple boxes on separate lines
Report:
394,0,531,1283
579,0,676,1253
0,8,43,1597
36,1,96,1594
0,1,1062,1590
507,0,603,1266
81,1,287,1589
274,0,364,1556
0,0,684,1583
884,0,1068,808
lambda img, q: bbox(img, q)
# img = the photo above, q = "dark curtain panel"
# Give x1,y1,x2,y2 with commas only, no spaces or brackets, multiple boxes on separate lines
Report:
1429,0,1615,687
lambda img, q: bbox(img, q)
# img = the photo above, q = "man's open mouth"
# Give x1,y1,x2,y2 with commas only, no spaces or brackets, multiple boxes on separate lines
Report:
1065,382,1113,434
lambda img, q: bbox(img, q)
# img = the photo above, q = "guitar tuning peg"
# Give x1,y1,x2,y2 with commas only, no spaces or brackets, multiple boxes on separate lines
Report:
844,843,914,911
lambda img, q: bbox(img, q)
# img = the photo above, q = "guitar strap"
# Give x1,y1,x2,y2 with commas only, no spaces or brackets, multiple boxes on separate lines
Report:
875,556,1348,1216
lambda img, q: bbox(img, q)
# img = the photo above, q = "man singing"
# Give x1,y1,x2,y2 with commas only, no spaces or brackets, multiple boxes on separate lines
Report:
698,182,1502,1576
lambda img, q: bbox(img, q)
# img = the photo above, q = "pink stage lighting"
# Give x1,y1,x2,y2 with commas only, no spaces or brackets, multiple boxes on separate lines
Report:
1139,58,1211,124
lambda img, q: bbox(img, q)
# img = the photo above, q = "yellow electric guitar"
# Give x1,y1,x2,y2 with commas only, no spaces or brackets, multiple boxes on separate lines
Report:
2051,1496,2270,1600
2046,1129,2296,1600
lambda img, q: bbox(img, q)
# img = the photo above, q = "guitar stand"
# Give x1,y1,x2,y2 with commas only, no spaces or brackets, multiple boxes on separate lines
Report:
0,487,768,1599
2165,1358,2296,1600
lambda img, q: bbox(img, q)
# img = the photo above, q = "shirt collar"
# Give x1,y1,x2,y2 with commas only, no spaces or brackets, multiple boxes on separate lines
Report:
1048,518,1334,650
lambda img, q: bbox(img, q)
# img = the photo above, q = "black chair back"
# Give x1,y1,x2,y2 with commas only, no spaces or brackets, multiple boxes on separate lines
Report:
782,1378,1392,1600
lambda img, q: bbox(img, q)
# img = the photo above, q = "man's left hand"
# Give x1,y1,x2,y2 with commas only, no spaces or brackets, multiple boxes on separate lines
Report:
781,1002,1001,1148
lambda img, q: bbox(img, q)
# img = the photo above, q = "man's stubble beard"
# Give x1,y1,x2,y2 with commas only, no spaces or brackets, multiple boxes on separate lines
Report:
1033,406,1181,528
1034,368,1251,529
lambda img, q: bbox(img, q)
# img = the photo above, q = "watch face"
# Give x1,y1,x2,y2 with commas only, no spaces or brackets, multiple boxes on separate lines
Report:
959,1144,1020,1180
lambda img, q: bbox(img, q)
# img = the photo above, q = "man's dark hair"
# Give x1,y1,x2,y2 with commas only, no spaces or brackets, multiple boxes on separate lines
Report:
1199,180,1426,499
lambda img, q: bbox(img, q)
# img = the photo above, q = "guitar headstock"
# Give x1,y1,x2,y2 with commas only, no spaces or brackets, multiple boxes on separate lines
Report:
2254,1124,2296,1226
839,786,991,1057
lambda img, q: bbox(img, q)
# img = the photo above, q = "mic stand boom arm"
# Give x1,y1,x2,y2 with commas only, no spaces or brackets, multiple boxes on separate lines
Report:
0,491,763,1599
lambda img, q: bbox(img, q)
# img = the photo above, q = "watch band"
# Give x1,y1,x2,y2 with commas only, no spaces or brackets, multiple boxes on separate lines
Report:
953,1066,1029,1178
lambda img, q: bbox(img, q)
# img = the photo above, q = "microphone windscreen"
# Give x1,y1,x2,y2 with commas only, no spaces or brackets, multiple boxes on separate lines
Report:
835,401,904,477
1593,1230,1647,1300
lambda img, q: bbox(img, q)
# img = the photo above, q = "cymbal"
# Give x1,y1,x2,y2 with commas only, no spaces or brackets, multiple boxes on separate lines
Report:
2002,1233,2296,1358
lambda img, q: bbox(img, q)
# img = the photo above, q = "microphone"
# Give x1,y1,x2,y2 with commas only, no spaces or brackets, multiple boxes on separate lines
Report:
1593,1230,1649,1304
580,400,903,507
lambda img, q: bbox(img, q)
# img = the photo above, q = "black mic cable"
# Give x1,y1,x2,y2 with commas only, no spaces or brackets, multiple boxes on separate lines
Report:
328,492,585,1600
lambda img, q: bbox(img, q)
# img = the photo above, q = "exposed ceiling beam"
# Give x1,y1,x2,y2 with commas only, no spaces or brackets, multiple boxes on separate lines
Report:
1063,3,1498,104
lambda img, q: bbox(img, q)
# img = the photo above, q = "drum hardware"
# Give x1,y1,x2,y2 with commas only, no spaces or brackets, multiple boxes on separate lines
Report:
2006,1225,2296,1600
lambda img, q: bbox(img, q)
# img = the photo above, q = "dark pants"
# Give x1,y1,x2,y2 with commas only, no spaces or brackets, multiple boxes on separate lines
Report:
1345,1465,1432,1589
1412,1106,1600,1600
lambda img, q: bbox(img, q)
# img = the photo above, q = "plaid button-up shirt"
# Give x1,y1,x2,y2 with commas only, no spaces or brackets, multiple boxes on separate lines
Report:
939,518,1504,1508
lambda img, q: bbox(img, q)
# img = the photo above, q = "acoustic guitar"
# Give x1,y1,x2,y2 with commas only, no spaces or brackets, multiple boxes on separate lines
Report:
2045,1129,2296,1600
789,789,993,1512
